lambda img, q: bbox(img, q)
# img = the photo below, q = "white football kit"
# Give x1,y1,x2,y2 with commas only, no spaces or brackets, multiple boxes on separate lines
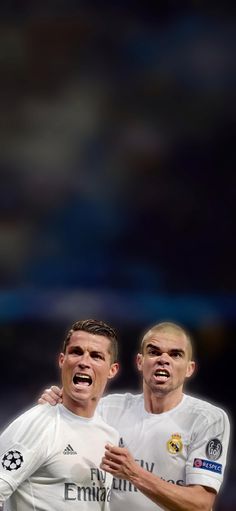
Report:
0,403,119,511
98,393,230,511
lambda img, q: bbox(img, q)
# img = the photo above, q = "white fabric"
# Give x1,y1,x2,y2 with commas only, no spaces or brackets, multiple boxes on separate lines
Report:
98,393,230,511
0,403,118,511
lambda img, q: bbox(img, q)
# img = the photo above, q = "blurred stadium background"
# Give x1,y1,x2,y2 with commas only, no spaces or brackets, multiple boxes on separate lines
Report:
0,2,235,509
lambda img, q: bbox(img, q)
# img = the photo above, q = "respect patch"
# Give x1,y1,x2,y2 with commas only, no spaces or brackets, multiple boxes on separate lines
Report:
193,458,222,474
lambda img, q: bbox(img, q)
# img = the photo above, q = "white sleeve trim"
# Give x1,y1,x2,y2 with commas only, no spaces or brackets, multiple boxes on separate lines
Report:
0,477,14,500
187,472,221,492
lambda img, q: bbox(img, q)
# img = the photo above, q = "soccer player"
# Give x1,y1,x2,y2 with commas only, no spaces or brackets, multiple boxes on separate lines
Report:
38,321,230,511
0,319,120,511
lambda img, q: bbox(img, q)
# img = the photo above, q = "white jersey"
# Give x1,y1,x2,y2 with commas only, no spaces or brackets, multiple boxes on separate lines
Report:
98,393,230,511
0,403,119,511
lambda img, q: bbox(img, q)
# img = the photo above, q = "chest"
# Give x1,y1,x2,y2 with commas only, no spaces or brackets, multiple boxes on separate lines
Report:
33,421,112,488
118,412,191,472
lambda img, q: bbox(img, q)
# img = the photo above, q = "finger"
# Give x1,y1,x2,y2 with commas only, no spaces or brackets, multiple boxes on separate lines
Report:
104,450,122,463
38,393,58,405
38,398,47,405
47,386,63,397
100,463,115,474
100,459,120,472
105,444,125,455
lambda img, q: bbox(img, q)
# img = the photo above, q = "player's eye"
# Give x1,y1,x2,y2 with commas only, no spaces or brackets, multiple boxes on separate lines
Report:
91,352,105,360
147,348,159,356
68,347,83,355
171,351,183,358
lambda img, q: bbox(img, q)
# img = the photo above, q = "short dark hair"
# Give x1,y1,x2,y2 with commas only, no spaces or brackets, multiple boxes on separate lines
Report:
63,319,118,363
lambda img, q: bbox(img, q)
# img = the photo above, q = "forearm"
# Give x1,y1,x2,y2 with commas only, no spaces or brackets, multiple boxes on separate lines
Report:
129,465,215,511
101,445,216,511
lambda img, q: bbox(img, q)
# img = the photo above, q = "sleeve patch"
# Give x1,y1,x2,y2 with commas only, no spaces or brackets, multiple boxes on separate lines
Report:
193,458,222,474
205,438,222,460
2,450,24,471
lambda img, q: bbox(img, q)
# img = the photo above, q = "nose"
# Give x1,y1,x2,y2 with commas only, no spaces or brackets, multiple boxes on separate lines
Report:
157,353,170,365
78,351,91,368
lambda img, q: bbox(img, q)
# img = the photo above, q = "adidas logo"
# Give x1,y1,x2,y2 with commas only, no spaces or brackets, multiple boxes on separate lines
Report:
63,444,77,455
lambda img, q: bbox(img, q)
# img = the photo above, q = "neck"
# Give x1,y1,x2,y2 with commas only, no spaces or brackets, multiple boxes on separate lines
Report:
62,395,97,418
143,385,184,414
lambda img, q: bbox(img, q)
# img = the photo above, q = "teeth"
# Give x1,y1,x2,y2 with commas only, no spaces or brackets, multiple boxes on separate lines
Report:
73,373,92,385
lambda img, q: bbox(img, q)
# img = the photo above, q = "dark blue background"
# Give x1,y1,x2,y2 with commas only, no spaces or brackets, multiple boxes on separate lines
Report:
0,3,235,509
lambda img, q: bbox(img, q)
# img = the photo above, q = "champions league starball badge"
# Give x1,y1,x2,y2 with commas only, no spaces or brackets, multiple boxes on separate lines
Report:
2,450,24,471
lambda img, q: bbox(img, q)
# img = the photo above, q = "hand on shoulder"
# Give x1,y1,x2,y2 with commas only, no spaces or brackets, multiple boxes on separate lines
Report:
38,386,63,406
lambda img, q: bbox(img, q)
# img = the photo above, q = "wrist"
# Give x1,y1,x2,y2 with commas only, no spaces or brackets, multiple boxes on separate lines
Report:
128,464,148,487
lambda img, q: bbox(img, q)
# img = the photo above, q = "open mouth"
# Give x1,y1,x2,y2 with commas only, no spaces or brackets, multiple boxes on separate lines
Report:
73,373,92,386
154,369,170,382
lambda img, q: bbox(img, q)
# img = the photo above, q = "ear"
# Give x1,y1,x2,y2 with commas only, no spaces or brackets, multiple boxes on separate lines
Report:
108,362,119,380
136,353,143,372
185,360,196,379
58,352,64,369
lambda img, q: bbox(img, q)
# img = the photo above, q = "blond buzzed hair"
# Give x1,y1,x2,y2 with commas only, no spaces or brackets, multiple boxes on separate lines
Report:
140,321,194,360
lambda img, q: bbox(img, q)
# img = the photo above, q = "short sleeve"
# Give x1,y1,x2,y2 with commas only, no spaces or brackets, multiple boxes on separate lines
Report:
186,408,230,492
0,406,51,498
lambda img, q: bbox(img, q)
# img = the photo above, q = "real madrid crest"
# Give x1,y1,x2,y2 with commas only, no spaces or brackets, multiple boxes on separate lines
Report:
167,433,183,454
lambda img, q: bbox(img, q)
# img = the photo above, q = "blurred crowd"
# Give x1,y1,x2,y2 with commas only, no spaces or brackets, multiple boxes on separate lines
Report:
1,3,235,292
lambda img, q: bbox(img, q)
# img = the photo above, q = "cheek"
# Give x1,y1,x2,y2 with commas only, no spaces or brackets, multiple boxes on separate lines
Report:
61,364,72,381
97,367,111,383
142,360,152,374
176,365,188,378
145,358,153,367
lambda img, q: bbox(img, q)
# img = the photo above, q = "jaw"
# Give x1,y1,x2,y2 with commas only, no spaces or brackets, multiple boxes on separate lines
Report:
63,384,98,417
149,372,171,390
143,378,184,413
70,379,94,399
63,373,94,404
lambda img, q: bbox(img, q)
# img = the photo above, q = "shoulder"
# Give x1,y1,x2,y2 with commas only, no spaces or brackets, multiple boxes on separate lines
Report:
1,404,58,446
95,413,120,443
184,394,230,428
15,403,58,425
97,392,142,428
99,392,142,411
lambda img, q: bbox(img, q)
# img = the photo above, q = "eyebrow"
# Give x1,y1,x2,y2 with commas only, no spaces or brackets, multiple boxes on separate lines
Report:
67,345,106,355
145,343,186,355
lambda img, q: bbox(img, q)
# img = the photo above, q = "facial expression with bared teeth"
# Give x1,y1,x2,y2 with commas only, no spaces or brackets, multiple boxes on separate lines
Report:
136,328,195,412
59,331,119,417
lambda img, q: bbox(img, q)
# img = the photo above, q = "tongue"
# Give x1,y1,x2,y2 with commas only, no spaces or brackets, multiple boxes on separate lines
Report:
76,380,90,386
73,377,90,386
155,374,168,382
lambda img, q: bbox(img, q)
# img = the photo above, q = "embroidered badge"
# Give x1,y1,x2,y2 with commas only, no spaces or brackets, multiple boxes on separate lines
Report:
206,439,222,460
167,433,183,454
2,450,24,471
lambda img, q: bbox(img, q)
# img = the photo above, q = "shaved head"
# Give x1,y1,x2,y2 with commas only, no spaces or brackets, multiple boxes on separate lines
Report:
140,322,194,360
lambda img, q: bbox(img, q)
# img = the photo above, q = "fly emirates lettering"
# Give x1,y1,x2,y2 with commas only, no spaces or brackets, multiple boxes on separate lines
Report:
112,459,184,492
64,469,111,502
